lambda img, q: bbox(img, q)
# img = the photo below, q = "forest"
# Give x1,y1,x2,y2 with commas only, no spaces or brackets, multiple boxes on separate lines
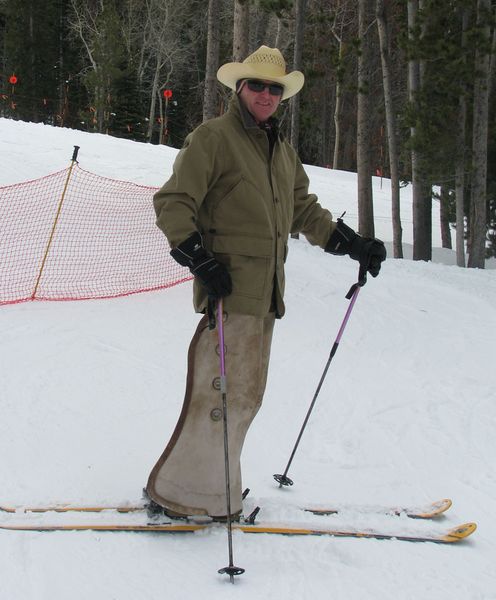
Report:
0,0,495,267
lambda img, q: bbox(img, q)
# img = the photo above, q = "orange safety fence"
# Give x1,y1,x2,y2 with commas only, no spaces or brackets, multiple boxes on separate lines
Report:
0,163,191,306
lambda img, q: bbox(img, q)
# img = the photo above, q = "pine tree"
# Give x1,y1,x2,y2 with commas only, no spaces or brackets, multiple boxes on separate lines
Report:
1,0,69,123
468,0,492,268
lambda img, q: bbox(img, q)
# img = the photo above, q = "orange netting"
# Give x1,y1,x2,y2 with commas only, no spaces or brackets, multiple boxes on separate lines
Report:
0,164,191,306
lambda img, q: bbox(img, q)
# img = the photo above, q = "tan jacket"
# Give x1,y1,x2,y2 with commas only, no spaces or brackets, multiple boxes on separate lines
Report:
153,96,335,318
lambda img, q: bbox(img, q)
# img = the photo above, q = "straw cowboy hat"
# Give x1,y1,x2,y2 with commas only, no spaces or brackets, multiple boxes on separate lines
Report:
217,45,304,101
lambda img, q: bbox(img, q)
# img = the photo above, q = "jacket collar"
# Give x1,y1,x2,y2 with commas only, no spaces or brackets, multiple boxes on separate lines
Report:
228,95,281,138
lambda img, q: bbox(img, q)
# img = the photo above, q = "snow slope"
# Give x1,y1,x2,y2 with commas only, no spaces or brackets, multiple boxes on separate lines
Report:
0,117,495,599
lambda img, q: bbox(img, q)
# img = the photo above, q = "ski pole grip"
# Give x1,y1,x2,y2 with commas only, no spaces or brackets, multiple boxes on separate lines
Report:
71,145,80,162
345,265,367,299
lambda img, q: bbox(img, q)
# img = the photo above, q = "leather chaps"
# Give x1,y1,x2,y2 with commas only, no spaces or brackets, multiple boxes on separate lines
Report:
146,311,275,517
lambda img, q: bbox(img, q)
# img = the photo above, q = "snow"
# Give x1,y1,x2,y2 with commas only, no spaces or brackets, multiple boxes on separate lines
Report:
1,117,495,599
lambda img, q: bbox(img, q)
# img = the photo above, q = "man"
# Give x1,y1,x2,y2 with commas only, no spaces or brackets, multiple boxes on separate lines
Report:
146,46,386,519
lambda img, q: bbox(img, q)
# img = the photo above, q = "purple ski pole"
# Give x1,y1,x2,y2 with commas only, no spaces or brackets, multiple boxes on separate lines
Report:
274,268,366,488
216,298,245,582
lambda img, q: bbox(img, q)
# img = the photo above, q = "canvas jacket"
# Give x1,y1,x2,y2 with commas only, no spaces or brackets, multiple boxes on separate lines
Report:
153,95,335,318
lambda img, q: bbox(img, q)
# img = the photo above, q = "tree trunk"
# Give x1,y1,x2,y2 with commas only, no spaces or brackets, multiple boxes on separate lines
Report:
455,7,469,267
147,54,162,142
357,0,374,237
233,0,249,61
489,4,496,99
439,186,452,249
332,37,343,170
290,0,306,151
203,0,221,122
468,0,491,268
408,0,431,261
376,0,402,258
455,92,467,266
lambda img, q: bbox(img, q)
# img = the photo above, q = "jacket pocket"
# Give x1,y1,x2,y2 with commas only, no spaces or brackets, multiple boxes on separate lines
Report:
211,177,273,239
212,236,273,300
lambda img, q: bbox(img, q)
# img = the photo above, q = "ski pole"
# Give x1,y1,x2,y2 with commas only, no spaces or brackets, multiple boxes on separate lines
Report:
216,298,245,583
274,267,367,488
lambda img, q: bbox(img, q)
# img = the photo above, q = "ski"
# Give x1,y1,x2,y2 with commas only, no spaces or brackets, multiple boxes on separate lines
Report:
0,519,476,544
305,498,452,519
0,498,452,520
0,503,144,514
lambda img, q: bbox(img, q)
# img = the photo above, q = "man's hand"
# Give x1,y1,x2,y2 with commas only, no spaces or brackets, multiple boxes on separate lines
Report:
325,219,386,277
170,232,232,297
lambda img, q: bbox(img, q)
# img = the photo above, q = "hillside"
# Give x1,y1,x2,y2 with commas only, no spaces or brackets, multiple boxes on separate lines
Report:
0,118,495,599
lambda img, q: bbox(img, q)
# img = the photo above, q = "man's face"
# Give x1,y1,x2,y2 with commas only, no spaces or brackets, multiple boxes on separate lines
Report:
238,79,283,124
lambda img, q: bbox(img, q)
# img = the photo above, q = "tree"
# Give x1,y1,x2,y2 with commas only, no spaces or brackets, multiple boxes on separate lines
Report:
455,4,470,267
468,0,492,268
331,29,344,169
376,0,403,258
255,0,293,51
69,0,128,133
133,0,185,143
203,0,221,121
233,0,249,61
357,0,375,237
439,186,453,249
407,0,432,261
290,0,306,150
1,0,68,124
329,0,356,171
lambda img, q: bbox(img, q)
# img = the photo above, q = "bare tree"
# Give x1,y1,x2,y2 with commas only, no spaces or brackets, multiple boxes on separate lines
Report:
250,2,292,55
140,0,184,142
376,0,402,257
68,0,114,132
330,1,354,171
290,0,306,151
357,0,374,237
204,0,221,121
70,0,188,142
233,0,250,61
331,32,344,170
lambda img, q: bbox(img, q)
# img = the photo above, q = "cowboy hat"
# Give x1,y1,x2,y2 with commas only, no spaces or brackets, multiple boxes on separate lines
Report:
217,45,304,101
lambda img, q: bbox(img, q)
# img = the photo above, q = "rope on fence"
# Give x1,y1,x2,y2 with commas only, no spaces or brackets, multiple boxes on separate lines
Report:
0,156,191,306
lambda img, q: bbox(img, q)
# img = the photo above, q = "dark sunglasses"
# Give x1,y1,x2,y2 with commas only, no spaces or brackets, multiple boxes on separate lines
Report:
246,79,284,96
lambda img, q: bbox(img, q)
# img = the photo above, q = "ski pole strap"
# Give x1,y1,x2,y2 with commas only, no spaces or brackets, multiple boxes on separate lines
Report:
345,265,367,299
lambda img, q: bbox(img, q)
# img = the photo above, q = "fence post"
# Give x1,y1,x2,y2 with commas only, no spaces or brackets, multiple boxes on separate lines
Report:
31,146,80,300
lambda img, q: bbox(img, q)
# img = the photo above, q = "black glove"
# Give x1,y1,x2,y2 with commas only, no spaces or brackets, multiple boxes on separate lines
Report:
325,218,386,277
170,232,232,297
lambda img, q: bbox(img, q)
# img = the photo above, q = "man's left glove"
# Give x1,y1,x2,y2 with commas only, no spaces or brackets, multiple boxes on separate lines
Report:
325,218,386,277
170,232,232,297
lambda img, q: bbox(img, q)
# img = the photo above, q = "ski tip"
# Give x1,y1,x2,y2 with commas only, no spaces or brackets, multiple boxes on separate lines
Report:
435,498,452,513
0,506,16,514
415,498,452,518
442,522,477,542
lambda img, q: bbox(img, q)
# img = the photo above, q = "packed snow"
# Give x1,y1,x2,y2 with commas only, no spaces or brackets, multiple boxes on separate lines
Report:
0,117,495,599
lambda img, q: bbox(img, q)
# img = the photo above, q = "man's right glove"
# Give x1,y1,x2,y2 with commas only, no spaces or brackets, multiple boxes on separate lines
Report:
170,232,232,297
325,218,387,277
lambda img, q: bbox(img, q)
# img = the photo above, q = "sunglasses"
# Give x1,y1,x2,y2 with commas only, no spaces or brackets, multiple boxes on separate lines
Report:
246,79,284,96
